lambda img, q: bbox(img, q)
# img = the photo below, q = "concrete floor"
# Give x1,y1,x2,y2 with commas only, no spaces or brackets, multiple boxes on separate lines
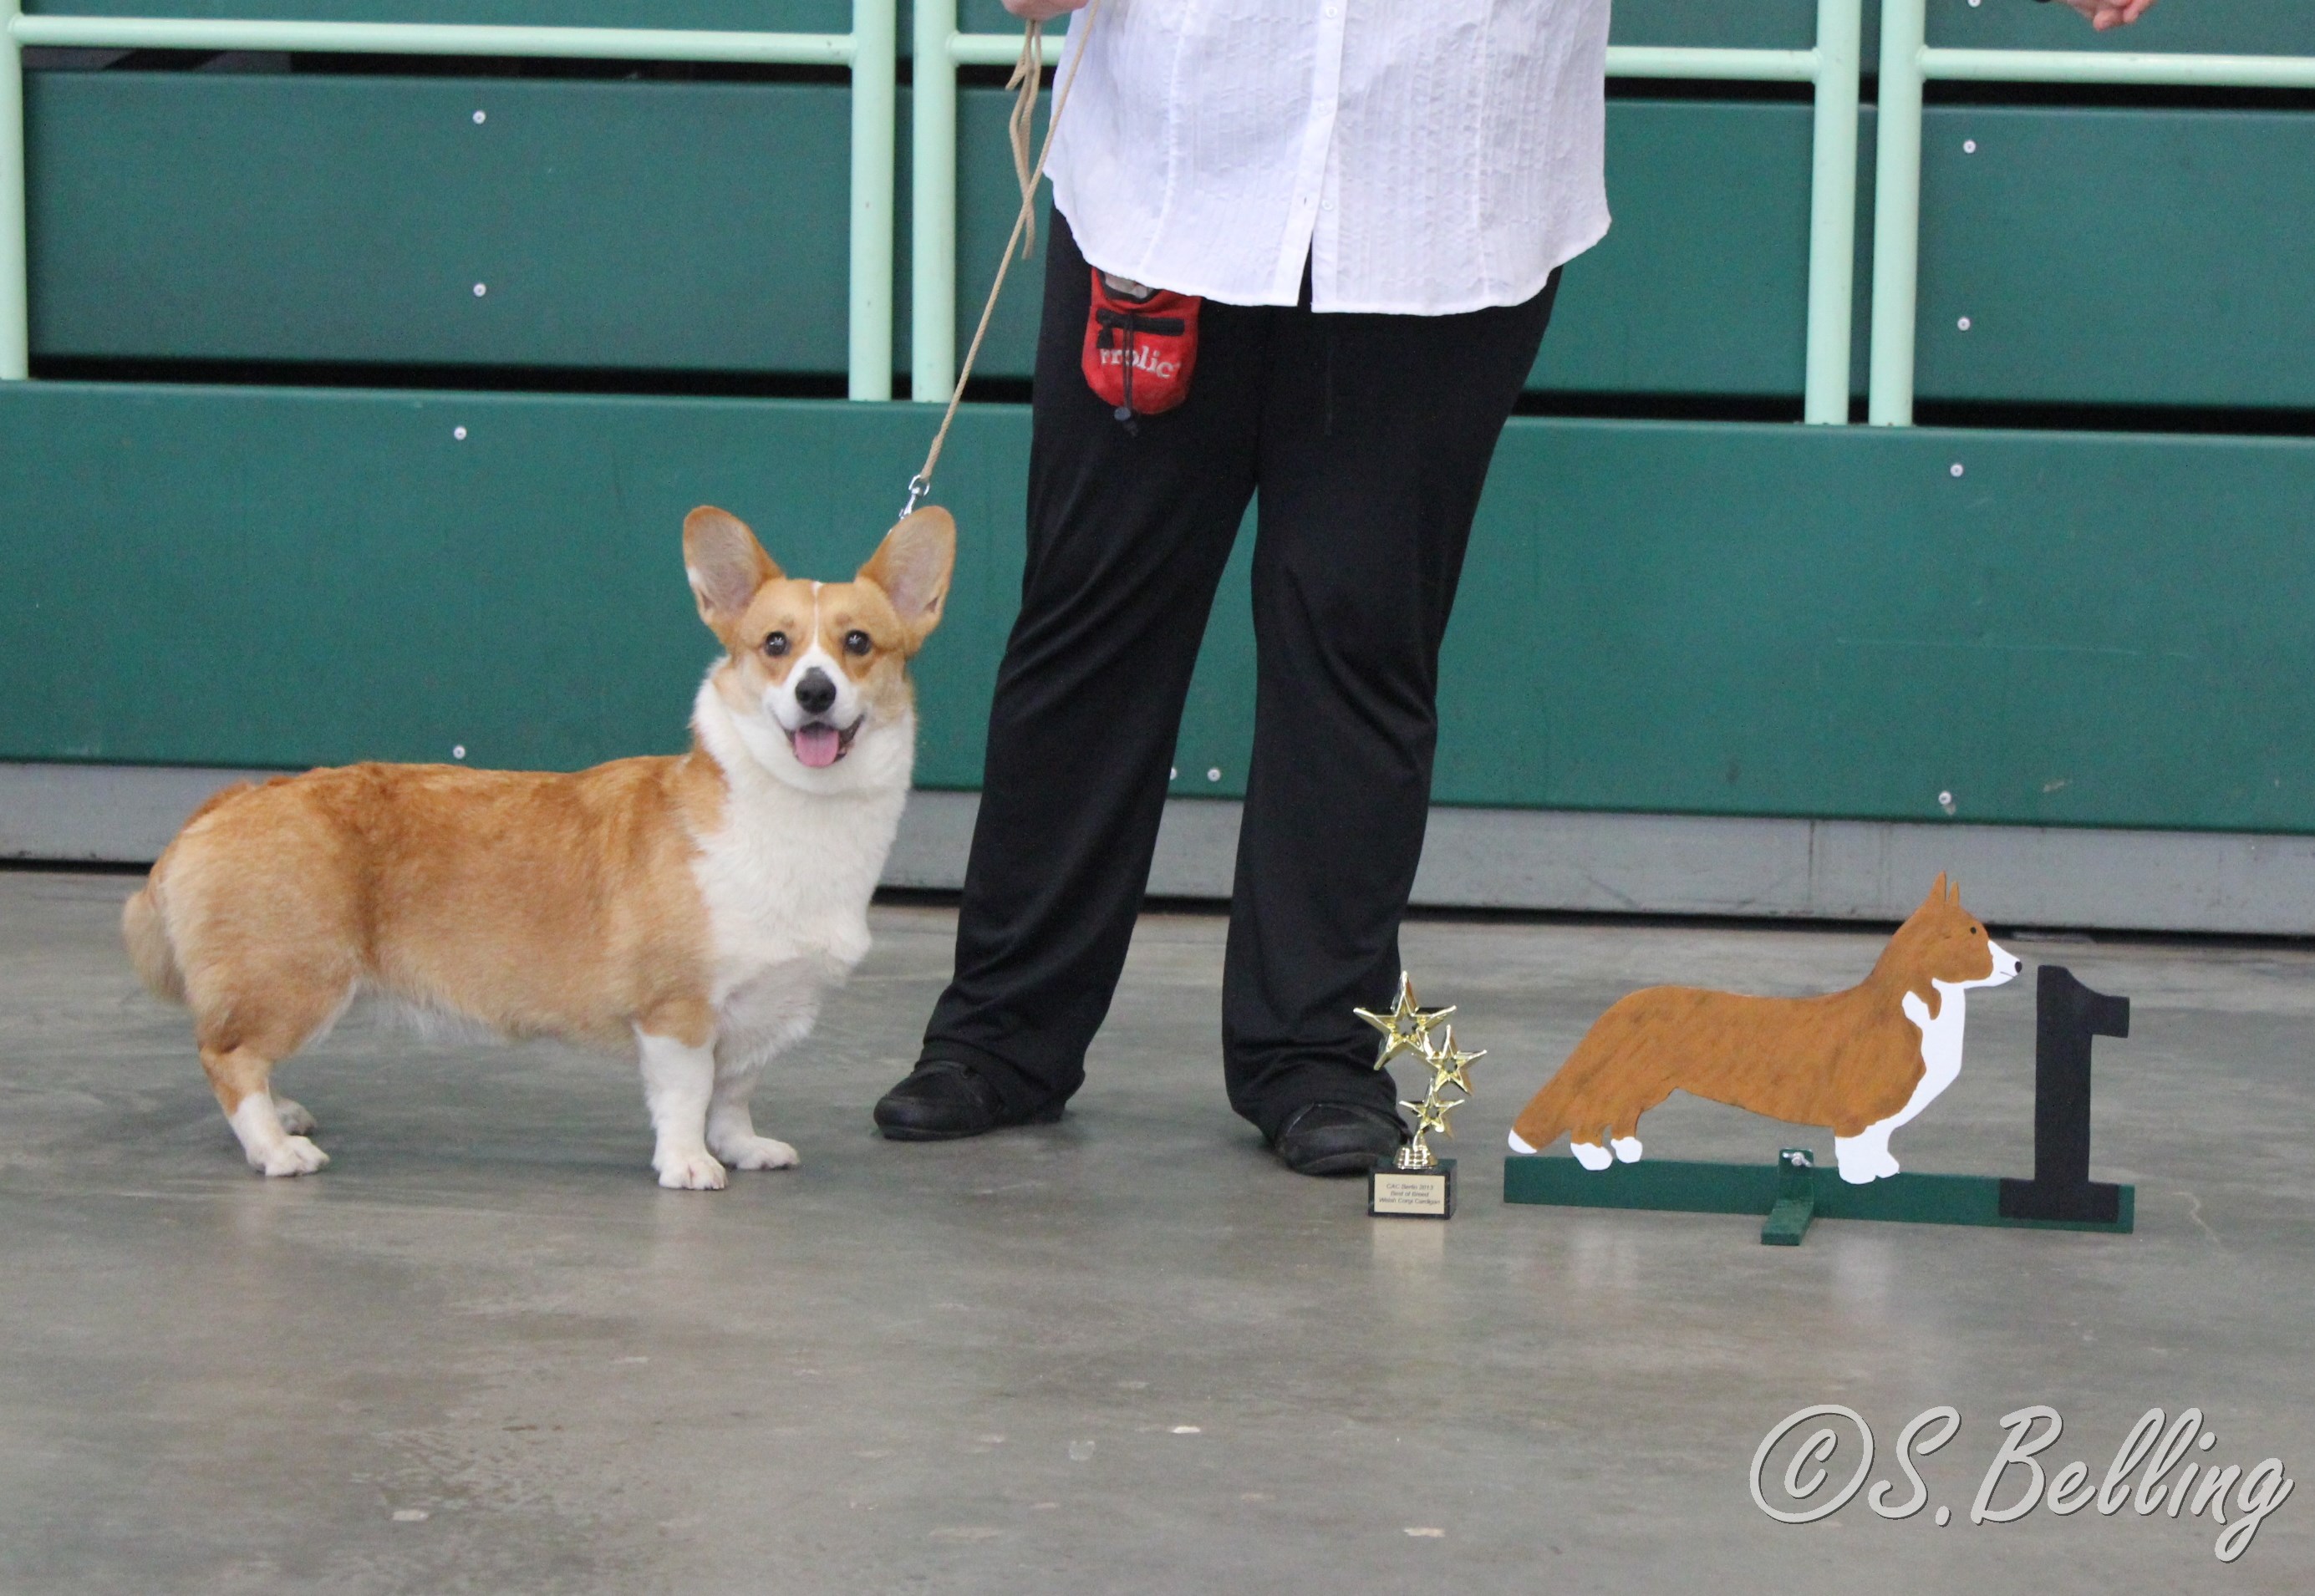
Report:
1,867,2308,1593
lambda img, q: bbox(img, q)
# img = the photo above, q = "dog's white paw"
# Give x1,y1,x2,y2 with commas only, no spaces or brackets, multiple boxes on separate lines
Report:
253,1136,329,1177
711,1134,799,1172
1570,1141,1614,1172
654,1149,729,1191
1610,1135,1643,1164
272,1096,318,1136
1834,1135,1901,1184
1507,1127,1536,1155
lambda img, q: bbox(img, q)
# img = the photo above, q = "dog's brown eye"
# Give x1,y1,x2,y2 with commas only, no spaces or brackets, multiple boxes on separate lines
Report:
1969,927,1981,936
844,629,873,657
764,632,790,658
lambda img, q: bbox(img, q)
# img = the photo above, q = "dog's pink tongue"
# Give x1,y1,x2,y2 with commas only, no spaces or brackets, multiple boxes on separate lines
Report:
793,724,842,768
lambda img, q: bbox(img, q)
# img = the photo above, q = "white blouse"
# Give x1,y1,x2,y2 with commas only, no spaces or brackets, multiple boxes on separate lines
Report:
1044,0,1612,316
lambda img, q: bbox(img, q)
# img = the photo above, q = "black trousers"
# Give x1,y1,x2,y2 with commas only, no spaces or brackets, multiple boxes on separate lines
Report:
920,216,1558,1139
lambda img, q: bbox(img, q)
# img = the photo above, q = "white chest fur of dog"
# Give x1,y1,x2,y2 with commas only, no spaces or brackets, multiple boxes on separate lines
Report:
689,673,902,1033
122,506,956,1190
1830,969,2004,1184
655,677,910,1186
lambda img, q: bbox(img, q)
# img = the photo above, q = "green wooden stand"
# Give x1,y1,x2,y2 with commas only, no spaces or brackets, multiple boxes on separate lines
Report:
1503,1148,2134,1245
1760,1148,1819,1245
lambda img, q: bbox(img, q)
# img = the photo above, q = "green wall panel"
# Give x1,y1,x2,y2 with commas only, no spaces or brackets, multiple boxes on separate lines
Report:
33,2,1036,48
1437,419,2315,831
25,72,855,371
1608,0,2315,55
1548,99,2315,408
4,384,2312,834
1914,104,2315,409
1920,0,2315,57
1611,1,1819,51
0,384,1016,783
26,2,852,28
28,69,2315,408
1531,102,1814,397
26,73,1826,397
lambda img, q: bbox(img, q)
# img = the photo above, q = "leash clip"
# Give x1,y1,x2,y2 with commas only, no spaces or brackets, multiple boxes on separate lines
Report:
899,473,930,522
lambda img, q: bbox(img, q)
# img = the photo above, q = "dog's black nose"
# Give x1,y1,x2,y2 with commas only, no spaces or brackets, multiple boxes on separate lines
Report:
794,668,837,716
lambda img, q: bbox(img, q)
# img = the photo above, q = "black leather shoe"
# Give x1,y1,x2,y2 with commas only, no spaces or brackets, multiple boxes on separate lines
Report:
1272,1103,1407,1177
873,1060,1064,1141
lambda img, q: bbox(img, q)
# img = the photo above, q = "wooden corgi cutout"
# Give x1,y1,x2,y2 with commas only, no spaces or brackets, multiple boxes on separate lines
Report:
1508,876,2021,1184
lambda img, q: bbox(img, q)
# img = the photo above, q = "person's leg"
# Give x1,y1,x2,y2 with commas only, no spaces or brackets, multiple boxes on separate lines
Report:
886,217,1268,1131
1223,274,1561,1148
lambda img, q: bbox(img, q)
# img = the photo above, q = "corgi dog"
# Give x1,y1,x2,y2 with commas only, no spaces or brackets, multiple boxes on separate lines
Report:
1508,876,2021,1184
121,506,954,1188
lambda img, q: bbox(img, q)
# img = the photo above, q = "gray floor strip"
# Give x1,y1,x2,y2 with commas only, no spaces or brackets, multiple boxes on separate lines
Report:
11,762,2311,936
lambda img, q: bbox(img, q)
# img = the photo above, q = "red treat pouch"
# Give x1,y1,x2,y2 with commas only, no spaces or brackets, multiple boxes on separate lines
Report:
1082,270,1200,424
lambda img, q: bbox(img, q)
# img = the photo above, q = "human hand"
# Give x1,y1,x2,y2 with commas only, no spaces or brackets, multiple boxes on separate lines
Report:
2055,0,2158,30
1002,0,1091,19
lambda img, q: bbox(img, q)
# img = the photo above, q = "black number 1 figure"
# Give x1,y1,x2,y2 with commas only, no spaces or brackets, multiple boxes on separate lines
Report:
1998,965,2129,1224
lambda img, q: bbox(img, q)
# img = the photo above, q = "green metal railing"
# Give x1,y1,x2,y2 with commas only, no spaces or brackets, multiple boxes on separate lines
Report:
4,1,2313,419
0,0,900,394
911,0,1867,424
1,2,24,384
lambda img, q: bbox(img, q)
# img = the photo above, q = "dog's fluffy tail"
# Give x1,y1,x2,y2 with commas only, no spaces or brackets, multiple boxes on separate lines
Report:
122,780,253,1005
122,879,184,1004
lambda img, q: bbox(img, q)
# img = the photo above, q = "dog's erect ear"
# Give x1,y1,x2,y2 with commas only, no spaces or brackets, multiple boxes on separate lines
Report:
1920,872,1951,913
859,506,956,654
684,506,781,641
1947,877,1961,907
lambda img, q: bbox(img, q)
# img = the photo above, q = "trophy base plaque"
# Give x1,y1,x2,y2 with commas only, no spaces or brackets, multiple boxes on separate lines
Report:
1370,1157,1457,1220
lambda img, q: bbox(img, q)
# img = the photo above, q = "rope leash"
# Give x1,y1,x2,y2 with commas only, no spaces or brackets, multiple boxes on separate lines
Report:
902,0,1102,521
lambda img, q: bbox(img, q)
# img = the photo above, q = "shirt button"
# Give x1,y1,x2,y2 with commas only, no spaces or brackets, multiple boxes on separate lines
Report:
1321,200,1336,211
1325,5,1338,15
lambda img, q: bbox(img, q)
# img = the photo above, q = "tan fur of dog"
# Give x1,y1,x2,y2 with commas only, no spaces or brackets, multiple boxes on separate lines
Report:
1508,876,2019,1183
125,505,954,1187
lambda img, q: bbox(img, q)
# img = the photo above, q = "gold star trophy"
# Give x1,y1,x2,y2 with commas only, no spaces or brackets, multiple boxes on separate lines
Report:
1355,973,1483,1219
